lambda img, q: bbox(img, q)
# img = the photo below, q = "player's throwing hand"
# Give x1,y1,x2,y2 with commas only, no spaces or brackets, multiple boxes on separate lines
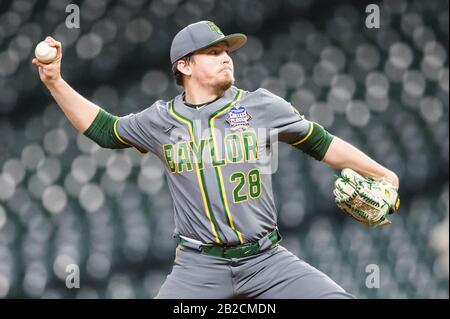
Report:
32,36,63,85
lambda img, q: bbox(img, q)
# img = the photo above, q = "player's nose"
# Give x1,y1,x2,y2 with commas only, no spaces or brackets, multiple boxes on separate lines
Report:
222,52,232,66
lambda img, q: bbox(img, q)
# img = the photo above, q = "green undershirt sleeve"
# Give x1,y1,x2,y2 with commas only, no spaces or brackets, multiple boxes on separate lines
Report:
83,109,130,149
291,122,334,161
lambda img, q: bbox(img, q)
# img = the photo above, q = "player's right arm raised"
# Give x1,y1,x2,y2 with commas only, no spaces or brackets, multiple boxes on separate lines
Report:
32,36,100,134
32,36,134,151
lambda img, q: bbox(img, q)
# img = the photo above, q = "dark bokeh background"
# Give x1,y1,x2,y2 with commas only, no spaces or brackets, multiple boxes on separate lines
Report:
0,0,448,298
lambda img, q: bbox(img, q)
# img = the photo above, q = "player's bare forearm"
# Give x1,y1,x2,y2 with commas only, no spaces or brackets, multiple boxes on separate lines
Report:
322,136,399,188
32,36,100,133
45,78,100,133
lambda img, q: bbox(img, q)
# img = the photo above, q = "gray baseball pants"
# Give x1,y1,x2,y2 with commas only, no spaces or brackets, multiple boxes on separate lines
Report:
156,244,355,299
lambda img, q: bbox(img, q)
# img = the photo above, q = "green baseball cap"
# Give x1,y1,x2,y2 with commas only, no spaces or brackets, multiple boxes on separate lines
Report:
170,20,247,64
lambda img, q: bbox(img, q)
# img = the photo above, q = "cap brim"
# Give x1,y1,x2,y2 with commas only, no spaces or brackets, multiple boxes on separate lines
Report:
195,33,247,54
222,33,247,53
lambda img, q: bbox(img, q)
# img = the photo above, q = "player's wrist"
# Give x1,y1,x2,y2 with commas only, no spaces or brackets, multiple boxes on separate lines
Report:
372,169,399,190
383,171,399,190
45,76,65,90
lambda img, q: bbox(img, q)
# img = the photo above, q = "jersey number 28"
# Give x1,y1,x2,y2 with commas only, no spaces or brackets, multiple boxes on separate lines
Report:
230,169,261,203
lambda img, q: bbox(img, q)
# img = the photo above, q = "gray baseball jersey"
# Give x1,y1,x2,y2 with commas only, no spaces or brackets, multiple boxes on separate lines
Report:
117,86,311,246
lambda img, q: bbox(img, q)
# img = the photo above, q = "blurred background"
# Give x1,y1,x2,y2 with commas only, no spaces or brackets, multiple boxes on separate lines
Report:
0,0,448,299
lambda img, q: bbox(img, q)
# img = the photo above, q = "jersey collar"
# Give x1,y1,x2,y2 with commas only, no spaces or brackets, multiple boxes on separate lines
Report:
174,86,240,117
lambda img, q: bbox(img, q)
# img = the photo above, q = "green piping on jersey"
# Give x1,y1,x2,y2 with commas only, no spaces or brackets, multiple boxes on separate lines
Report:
209,89,245,244
290,122,334,161
168,100,223,244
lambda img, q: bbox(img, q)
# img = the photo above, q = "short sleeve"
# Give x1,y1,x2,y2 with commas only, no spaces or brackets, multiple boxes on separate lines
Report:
116,103,161,154
258,88,312,144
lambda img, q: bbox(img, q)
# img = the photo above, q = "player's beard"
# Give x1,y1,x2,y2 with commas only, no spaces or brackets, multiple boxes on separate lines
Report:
213,70,234,93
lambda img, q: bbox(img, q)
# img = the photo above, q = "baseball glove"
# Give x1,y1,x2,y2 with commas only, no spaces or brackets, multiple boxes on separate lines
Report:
333,168,400,227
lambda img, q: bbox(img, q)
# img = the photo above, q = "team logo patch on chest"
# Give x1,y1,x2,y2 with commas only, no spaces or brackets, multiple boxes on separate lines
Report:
226,103,252,131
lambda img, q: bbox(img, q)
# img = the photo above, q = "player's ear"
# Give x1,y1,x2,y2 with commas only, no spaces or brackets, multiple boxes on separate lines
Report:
177,59,193,76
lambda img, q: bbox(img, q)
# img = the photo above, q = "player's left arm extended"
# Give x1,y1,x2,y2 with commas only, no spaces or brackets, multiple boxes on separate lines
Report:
321,136,399,189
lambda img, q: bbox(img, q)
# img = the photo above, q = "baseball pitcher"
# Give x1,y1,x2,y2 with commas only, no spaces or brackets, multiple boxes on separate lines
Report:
32,21,400,299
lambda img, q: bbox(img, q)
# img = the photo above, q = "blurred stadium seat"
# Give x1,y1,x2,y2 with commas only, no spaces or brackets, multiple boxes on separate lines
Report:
0,0,448,298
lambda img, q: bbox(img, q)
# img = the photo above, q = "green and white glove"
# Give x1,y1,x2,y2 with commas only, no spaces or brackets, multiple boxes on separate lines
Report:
333,168,400,227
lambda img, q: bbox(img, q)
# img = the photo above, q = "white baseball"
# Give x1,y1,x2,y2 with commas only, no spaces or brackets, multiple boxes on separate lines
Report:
35,41,57,63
